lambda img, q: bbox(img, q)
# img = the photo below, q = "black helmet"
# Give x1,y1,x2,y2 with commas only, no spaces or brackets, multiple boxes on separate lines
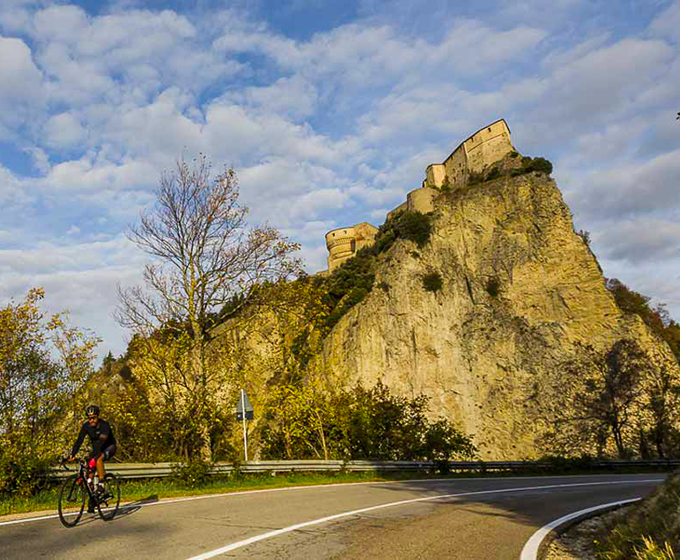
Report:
85,405,100,417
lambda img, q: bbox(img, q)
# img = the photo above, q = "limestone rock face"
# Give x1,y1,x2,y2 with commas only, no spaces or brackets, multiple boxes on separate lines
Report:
318,173,677,459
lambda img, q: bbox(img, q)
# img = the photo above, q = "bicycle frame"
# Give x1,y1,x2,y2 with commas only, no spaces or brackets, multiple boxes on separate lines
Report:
63,459,98,503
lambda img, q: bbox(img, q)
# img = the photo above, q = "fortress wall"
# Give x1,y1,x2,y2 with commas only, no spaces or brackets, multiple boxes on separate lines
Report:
387,201,408,221
325,120,514,273
407,187,438,214
426,164,446,188
464,120,513,174
443,146,468,188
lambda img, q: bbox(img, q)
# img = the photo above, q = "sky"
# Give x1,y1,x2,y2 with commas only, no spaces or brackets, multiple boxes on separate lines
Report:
1,0,679,364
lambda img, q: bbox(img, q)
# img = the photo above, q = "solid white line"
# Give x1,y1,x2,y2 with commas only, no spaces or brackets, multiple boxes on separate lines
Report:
519,497,641,560
184,480,659,560
0,475,662,528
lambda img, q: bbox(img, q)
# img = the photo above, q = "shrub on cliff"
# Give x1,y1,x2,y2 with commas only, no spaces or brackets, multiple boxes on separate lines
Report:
422,271,443,292
374,210,433,254
510,156,553,177
607,278,680,365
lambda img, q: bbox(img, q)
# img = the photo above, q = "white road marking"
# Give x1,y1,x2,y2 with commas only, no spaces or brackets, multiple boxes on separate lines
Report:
519,497,641,560
0,475,662,528
0,479,439,526
184,480,661,560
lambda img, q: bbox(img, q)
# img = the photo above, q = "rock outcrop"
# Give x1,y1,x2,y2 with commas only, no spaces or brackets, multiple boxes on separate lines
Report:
317,170,678,459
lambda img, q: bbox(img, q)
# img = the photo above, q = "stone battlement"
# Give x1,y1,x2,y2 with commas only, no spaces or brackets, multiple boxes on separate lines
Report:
322,119,515,273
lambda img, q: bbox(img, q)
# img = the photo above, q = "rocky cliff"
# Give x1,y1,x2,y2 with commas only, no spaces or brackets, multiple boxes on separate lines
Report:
317,170,678,459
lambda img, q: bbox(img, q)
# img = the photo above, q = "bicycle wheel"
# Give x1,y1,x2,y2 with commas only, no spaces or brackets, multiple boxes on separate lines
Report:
96,473,121,521
58,474,86,528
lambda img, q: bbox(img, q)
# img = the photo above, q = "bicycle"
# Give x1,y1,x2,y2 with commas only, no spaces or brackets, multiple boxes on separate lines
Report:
57,458,121,527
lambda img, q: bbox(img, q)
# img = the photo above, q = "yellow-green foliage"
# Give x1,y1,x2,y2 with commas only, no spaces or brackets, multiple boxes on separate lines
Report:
595,470,680,559
0,288,100,497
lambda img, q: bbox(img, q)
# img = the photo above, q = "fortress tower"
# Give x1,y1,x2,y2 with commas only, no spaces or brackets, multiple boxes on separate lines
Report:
323,119,515,273
325,222,379,272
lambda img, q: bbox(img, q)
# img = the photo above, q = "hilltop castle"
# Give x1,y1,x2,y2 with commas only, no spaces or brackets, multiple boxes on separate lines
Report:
324,119,515,273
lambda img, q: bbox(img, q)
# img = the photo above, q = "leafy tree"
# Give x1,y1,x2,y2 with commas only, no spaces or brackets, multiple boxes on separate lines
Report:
260,379,477,462
116,156,302,459
0,288,99,496
606,278,680,364
642,359,680,458
543,340,653,458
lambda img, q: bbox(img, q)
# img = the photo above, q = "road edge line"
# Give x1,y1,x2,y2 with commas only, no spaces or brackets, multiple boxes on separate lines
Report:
184,481,660,560
519,497,641,560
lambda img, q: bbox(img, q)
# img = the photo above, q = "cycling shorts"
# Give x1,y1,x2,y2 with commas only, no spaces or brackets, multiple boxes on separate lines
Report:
89,444,116,461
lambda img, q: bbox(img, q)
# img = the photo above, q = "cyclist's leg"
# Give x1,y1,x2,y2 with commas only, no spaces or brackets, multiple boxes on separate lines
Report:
98,444,117,479
87,451,100,512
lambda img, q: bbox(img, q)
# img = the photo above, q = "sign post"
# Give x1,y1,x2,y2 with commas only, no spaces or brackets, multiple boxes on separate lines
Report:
236,389,254,461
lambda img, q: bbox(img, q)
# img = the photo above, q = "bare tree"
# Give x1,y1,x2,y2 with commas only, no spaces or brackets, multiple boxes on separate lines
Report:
115,156,302,459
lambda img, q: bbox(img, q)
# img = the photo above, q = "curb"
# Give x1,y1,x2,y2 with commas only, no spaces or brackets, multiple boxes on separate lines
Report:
520,498,641,560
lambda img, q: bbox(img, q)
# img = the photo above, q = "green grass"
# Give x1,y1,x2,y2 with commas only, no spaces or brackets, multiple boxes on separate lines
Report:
0,471,420,516
1,465,675,518
594,469,680,559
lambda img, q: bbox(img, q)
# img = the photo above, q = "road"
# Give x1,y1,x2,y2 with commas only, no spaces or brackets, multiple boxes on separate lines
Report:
0,474,664,559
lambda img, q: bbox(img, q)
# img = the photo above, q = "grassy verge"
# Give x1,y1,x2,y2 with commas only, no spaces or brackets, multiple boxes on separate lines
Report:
1,465,675,518
594,469,680,559
1,471,425,517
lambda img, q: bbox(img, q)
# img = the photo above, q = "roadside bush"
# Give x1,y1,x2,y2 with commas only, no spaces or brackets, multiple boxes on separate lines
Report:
170,458,214,487
540,454,596,473
0,455,54,498
260,380,478,462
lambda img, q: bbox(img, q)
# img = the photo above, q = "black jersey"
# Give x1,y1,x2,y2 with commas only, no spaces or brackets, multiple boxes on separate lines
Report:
70,419,116,457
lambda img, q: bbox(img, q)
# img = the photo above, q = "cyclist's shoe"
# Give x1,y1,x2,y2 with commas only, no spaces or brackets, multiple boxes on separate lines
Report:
87,505,95,514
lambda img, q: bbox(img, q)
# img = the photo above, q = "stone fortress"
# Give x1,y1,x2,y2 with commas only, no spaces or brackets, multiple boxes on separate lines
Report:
324,119,515,273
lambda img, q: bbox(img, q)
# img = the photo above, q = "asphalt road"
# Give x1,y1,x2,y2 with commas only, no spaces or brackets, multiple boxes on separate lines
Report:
0,474,664,559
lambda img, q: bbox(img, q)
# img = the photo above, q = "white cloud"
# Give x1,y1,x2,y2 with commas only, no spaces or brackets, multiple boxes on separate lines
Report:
1,1,680,354
225,75,319,119
43,112,87,149
0,35,44,128
596,219,680,264
572,148,680,219
650,0,680,43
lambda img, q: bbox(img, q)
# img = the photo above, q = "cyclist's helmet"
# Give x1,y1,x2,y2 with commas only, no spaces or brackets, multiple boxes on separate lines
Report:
85,405,100,417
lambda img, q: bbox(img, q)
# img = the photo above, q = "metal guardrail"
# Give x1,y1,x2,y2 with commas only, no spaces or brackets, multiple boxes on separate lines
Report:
49,459,680,481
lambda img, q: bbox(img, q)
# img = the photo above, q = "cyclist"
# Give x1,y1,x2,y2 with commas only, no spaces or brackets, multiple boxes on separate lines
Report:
68,405,117,512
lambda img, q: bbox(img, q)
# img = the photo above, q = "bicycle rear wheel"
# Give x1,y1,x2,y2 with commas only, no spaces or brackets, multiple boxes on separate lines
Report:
96,473,121,521
58,474,85,528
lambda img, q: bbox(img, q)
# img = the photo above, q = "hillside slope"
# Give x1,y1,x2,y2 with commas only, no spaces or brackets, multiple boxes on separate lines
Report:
317,170,678,459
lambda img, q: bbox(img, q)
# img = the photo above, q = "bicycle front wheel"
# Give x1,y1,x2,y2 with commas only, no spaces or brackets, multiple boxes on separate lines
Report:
58,474,85,528
96,473,121,521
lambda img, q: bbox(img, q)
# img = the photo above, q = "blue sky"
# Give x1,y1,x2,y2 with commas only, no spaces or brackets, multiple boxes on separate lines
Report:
1,0,679,363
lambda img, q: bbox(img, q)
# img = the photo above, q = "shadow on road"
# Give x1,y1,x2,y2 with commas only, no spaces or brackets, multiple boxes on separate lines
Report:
115,494,160,519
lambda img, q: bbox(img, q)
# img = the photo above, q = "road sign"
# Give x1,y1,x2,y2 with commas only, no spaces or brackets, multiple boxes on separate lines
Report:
236,389,254,421
237,389,253,461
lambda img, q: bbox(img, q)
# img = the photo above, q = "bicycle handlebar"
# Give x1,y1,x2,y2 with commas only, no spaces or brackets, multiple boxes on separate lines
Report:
60,457,86,471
